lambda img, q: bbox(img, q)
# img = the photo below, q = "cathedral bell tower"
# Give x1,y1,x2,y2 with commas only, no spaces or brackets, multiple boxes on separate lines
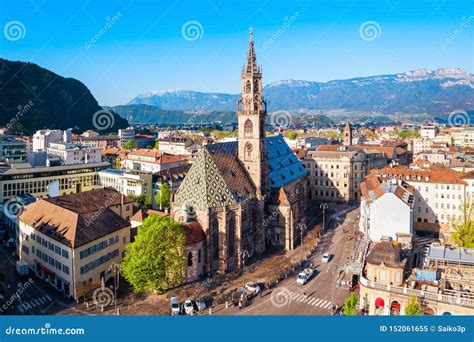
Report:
237,30,267,199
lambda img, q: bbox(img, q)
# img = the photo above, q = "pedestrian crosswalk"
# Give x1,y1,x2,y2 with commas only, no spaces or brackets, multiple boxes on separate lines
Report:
17,295,53,313
282,290,333,310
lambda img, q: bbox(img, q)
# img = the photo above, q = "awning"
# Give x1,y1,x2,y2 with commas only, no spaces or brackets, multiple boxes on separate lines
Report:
375,297,385,308
390,302,401,311
40,266,55,277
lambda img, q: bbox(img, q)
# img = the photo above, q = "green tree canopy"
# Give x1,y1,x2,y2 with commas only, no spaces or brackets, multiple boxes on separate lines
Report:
122,140,137,150
155,182,172,209
450,198,474,248
343,292,358,315
121,215,186,293
405,295,422,315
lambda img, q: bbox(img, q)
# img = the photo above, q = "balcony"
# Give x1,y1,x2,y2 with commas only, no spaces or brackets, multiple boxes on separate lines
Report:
360,276,474,308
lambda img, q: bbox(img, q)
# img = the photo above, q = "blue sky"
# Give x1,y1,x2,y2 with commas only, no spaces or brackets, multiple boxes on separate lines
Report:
1,0,473,106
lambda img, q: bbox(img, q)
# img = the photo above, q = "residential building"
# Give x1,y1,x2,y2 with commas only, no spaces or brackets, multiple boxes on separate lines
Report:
47,142,101,165
302,145,386,202
0,136,27,163
420,125,439,139
17,188,133,299
158,136,200,156
32,129,67,152
123,149,187,173
359,174,414,241
118,127,135,147
359,240,474,315
98,168,152,201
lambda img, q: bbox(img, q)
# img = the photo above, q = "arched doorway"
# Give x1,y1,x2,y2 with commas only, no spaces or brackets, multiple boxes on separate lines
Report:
423,307,435,315
390,301,401,316
375,297,385,315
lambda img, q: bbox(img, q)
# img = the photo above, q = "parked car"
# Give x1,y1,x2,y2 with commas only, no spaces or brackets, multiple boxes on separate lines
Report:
296,268,314,285
3,238,15,249
194,299,207,312
184,298,194,315
170,297,180,315
245,282,261,294
322,253,331,263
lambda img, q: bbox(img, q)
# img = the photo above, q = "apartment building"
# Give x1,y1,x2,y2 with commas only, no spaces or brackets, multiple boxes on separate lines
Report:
47,142,102,165
118,127,135,147
372,166,474,239
158,136,200,156
32,129,67,152
302,145,387,202
0,137,27,163
123,149,187,173
98,168,152,201
17,188,133,299
359,174,414,241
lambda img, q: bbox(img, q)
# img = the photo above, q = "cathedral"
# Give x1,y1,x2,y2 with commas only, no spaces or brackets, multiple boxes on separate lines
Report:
171,32,308,275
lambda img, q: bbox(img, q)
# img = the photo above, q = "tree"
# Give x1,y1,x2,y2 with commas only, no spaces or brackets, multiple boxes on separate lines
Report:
121,215,186,293
287,131,297,140
122,140,137,150
405,295,422,315
450,198,474,248
154,139,159,150
155,183,172,210
343,292,358,315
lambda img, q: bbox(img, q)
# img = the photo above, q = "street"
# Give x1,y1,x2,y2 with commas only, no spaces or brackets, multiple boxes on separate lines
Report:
220,208,360,315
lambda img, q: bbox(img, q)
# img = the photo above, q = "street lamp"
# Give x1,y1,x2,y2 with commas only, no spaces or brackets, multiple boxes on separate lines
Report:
320,203,328,236
109,263,120,315
241,249,249,285
297,223,306,269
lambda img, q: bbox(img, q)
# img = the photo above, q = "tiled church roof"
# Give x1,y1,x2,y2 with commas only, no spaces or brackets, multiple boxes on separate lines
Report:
174,135,306,209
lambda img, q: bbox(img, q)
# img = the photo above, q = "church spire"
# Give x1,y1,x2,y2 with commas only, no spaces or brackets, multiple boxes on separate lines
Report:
246,29,258,74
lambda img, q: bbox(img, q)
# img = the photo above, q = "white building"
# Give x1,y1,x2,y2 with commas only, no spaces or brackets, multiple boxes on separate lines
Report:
98,168,152,201
33,129,71,152
118,127,135,147
17,188,133,299
359,175,414,241
158,137,199,156
47,142,101,165
123,149,187,173
420,125,439,139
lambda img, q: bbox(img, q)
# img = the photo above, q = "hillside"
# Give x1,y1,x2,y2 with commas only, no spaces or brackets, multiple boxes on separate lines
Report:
0,58,128,133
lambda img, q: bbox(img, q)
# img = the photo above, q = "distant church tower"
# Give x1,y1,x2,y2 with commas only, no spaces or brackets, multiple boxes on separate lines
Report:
237,30,267,199
343,120,353,146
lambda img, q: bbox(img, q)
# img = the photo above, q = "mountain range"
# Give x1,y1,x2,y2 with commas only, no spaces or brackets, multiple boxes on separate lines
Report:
0,58,128,133
128,68,474,115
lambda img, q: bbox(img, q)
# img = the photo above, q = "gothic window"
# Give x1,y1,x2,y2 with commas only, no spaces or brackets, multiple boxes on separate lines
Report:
211,217,219,261
253,80,259,93
245,142,253,161
244,119,253,137
228,215,235,257
187,252,193,267
245,80,251,93
198,248,201,263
